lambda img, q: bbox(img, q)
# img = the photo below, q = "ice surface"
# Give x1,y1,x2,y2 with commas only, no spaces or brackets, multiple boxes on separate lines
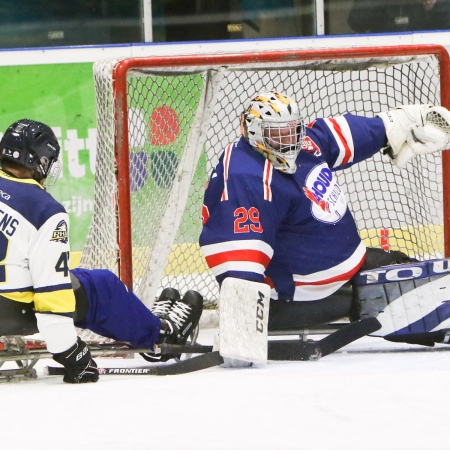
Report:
2,328,450,450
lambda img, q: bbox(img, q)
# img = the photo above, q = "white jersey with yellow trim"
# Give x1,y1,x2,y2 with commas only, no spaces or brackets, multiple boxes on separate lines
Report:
0,170,77,353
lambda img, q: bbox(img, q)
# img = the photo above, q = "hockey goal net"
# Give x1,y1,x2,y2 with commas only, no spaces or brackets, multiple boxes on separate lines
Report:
81,44,450,317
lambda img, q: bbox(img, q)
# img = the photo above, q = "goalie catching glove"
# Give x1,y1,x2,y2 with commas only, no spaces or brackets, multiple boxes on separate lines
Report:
52,337,99,383
377,104,450,168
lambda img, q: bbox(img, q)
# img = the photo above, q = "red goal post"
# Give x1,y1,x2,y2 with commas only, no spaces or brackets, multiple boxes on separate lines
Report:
81,44,450,310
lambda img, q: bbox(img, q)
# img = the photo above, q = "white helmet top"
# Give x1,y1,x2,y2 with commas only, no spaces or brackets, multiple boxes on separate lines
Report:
240,91,305,174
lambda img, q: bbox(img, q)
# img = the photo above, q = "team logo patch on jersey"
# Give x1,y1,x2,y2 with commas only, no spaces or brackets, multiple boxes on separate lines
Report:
50,220,68,244
301,136,321,157
303,162,347,224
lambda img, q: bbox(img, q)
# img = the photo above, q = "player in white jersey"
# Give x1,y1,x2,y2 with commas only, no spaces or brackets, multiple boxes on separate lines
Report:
0,119,203,382
200,91,450,341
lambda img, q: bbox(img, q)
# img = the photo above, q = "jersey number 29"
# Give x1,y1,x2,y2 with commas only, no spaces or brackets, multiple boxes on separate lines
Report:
234,207,263,233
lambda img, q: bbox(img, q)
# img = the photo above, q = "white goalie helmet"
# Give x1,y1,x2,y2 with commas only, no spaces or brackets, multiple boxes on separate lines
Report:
240,91,306,174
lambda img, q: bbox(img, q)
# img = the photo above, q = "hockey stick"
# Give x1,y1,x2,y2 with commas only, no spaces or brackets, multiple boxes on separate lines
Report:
45,351,224,377
268,317,382,361
46,318,382,376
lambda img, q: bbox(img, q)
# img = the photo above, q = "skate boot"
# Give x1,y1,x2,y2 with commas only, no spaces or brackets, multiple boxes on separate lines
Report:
166,290,203,345
151,287,180,319
141,290,203,363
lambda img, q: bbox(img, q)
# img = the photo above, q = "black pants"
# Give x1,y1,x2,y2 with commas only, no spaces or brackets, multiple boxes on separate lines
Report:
0,271,88,337
268,247,416,332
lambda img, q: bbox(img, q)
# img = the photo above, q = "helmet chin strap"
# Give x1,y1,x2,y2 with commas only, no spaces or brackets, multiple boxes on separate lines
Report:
31,167,45,185
27,151,46,184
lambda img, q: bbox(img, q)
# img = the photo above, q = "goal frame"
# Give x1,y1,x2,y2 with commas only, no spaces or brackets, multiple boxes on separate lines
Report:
108,44,450,291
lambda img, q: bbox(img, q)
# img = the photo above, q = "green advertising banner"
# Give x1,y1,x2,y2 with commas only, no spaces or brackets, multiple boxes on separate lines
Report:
0,63,97,260
0,62,209,271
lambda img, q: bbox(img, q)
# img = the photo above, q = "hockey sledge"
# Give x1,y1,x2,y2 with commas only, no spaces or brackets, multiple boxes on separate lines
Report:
0,330,212,382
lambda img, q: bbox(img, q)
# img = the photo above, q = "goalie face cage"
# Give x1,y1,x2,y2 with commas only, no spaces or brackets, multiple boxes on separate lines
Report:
81,45,450,309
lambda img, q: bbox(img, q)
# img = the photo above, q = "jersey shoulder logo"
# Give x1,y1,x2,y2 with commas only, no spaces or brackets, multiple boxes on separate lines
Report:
50,220,68,244
301,136,321,157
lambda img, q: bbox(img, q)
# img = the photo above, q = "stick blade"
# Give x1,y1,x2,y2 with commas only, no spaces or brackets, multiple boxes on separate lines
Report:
319,317,381,357
153,351,224,375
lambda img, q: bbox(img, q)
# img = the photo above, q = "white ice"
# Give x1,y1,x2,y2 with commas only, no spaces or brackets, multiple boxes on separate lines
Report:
2,328,450,450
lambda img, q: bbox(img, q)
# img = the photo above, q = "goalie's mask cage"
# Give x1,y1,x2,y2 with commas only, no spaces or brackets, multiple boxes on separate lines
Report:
82,45,450,310
241,90,306,174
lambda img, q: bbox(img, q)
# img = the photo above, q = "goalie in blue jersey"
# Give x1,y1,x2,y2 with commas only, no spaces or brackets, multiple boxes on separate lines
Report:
200,90,450,348
0,119,203,383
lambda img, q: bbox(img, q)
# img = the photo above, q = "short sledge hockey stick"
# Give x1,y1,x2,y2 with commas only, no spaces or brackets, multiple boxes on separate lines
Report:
46,318,382,375
46,351,224,377
268,317,382,361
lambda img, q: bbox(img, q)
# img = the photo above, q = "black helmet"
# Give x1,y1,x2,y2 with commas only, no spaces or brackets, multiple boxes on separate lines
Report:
0,119,61,183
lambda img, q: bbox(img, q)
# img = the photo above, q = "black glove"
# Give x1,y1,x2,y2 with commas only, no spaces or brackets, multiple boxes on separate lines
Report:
52,337,99,383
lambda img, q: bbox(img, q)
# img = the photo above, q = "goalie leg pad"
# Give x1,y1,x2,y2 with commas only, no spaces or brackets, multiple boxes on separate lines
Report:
353,259,450,344
218,277,270,365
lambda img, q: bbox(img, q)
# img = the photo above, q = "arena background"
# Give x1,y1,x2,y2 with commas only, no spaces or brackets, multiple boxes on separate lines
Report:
0,32,449,266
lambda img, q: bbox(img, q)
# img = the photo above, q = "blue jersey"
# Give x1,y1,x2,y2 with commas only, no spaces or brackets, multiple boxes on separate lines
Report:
200,114,387,301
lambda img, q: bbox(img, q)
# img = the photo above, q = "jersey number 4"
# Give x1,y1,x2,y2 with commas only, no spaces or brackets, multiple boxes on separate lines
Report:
234,207,263,233
0,235,70,283
55,251,70,277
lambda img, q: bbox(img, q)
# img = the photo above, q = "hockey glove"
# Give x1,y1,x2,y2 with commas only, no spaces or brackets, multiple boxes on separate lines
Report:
377,104,450,168
52,337,99,384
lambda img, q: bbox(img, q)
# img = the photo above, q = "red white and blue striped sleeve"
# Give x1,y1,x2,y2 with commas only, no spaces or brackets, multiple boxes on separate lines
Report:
310,115,386,169
322,117,355,168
